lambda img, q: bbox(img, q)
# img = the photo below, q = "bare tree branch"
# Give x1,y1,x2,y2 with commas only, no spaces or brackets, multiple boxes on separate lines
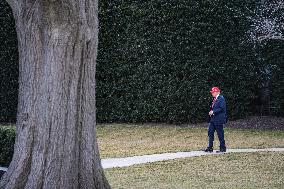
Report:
258,35,284,42
248,0,284,43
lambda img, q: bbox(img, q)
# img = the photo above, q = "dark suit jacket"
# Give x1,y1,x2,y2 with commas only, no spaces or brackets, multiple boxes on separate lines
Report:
207,95,227,125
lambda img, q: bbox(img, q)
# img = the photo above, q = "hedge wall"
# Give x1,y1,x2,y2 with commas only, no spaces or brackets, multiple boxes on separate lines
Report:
96,0,259,123
0,126,15,167
0,0,283,123
262,41,284,116
0,1,18,122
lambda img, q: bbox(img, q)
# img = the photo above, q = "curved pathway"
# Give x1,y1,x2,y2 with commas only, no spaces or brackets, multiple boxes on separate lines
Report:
101,148,284,169
1,148,283,172
0,167,7,171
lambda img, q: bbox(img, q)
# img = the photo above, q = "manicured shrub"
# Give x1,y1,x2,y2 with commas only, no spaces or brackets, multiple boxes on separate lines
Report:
96,0,259,123
0,0,283,123
0,1,18,123
0,126,15,167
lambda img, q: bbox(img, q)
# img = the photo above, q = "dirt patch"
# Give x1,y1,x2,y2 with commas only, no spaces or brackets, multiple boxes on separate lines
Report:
225,116,284,130
171,116,284,131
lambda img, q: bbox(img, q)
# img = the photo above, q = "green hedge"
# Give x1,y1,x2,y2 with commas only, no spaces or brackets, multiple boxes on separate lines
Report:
96,0,259,123
0,126,15,167
0,1,18,123
0,0,283,123
263,41,284,116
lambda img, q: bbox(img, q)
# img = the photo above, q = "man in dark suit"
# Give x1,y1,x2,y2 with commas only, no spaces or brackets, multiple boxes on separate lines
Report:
204,87,227,153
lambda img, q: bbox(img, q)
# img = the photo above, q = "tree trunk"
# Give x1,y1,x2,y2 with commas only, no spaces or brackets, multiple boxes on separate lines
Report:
0,0,111,188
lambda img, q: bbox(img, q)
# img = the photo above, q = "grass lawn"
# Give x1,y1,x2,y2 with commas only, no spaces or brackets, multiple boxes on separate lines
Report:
97,124,284,158
1,122,283,187
98,124,284,188
104,152,284,189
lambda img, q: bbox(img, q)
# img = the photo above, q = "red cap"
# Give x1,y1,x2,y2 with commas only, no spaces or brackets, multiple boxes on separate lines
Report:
210,87,221,93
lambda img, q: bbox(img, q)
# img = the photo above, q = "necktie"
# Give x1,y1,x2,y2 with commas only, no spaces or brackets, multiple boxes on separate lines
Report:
211,97,216,110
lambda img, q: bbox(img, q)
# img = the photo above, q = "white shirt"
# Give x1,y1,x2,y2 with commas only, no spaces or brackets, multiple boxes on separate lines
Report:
215,94,220,100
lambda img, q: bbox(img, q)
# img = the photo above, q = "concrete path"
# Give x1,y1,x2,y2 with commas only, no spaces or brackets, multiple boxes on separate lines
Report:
0,167,7,171
1,148,284,171
101,148,284,169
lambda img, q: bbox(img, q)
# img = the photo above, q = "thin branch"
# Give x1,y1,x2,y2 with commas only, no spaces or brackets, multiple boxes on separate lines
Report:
257,34,284,42
247,0,284,43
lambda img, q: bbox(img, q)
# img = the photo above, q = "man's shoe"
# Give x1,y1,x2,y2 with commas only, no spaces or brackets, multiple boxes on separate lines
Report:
203,147,213,153
216,148,226,153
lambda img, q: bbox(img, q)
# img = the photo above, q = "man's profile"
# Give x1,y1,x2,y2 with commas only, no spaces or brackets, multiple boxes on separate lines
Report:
204,87,227,153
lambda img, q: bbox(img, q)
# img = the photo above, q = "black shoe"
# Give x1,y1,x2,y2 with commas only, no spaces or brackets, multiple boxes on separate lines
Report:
203,147,213,153
216,148,226,153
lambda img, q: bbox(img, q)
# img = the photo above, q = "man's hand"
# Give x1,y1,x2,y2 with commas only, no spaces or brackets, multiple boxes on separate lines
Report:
209,110,214,116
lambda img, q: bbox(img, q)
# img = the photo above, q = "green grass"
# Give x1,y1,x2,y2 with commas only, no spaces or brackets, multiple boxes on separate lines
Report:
2,123,283,188
105,152,284,189
97,124,284,158
98,124,284,188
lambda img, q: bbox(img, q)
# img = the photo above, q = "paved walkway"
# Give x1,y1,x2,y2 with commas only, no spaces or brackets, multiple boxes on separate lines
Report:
101,148,284,169
1,148,283,171
0,167,7,171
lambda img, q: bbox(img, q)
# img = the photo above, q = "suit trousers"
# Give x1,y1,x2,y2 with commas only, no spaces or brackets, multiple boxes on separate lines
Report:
208,122,226,149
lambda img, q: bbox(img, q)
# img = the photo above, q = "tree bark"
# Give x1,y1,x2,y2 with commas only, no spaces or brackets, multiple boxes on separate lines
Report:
0,0,111,188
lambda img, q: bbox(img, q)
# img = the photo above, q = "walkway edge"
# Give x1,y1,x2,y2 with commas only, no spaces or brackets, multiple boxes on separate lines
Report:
1,148,284,171
101,148,284,169
0,167,7,171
